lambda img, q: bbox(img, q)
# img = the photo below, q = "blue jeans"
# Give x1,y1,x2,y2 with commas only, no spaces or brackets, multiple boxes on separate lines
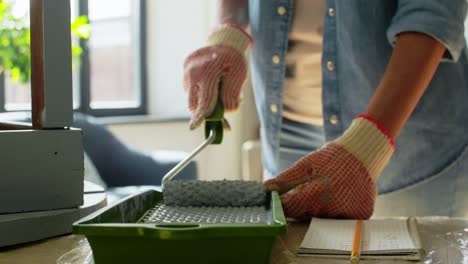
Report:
373,144,468,218
278,118,325,173
264,117,325,180
265,117,468,217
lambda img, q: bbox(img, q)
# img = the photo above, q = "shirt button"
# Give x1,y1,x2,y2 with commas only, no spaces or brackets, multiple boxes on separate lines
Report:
277,6,286,16
270,103,278,113
272,55,281,64
328,8,335,17
329,114,339,125
326,61,335,71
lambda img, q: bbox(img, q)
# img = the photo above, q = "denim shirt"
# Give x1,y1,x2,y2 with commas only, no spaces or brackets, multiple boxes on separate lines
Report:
248,0,468,193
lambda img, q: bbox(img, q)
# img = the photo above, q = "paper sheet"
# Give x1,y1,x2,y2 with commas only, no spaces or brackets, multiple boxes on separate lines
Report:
300,218,416,253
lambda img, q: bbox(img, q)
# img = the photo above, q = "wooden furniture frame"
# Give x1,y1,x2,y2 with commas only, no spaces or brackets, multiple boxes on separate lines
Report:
0,0,83,213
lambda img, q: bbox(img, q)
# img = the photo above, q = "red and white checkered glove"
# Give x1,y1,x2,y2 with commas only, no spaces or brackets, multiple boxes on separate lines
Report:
183,24,252,129
264,115,395,220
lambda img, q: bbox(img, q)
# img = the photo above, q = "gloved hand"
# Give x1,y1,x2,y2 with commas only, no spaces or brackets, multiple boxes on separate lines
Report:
264,115,395,220
183,24,252,129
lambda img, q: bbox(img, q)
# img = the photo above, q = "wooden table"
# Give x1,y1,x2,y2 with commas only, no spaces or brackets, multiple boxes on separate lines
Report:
1,217,466,264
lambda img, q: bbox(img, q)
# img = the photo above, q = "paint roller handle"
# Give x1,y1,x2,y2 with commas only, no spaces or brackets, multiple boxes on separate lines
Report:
162,88,224,186
162,129,217,187
204,97,224,144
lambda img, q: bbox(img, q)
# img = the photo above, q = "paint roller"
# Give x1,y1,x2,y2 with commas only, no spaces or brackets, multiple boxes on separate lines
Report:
162,92,268,207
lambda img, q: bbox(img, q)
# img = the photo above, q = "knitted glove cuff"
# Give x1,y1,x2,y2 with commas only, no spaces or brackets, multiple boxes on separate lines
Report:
334,114,395,181
207,24,253,53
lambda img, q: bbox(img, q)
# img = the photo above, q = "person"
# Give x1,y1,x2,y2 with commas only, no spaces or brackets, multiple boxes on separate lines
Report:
183,0,468,219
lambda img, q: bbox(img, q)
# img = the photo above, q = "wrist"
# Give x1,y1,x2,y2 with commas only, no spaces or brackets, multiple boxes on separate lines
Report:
207,24,253,53
334,114,395,181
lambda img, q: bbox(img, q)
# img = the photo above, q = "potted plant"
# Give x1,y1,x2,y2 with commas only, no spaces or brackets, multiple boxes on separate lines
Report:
0,0,90,84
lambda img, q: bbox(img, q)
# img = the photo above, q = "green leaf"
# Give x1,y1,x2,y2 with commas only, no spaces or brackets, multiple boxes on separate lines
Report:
1,4,90,84
10,67,20,81
5,60,13,68
0,2,9,15
74,24,91,39
71,16,88,30
1,37,10,46
71,16,91,39
72,45,83,56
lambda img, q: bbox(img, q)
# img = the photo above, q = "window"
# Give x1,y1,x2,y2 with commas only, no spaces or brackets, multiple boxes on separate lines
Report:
146,0,216,119
0,0,147,116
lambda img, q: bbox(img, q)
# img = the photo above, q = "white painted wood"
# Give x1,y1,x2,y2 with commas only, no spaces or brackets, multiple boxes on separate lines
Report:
0,129,83,213
0,186,106,247
40,0,74,128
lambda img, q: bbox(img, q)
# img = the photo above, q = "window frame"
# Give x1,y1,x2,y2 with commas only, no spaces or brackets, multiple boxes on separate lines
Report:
0,73,5,113
0,0,148,117
77,0,148,117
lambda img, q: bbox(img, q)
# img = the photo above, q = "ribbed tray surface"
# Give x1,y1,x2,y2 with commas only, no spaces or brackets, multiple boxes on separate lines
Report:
140,202,269,224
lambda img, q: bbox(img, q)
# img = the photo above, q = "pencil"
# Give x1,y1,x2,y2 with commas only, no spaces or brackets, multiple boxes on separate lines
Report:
350,220,363,264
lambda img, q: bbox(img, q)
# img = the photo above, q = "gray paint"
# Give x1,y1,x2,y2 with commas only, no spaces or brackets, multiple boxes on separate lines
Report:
0,128,83,213
41,0,73,127
0,190,106,247
163,180,268,207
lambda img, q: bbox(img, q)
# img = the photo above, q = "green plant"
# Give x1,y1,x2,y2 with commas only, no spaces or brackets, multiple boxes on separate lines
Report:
0,0,90,84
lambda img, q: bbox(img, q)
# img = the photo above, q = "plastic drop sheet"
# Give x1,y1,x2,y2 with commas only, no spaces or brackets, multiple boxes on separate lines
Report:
270,217,468,264
58,217,468,264
56,238,93,264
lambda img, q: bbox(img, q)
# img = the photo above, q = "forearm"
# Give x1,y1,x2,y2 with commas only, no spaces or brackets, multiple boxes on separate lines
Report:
366,32,445,138
216,0,249,28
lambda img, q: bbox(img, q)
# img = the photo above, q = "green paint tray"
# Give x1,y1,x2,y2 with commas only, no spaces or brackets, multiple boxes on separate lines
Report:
73,189,287,264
